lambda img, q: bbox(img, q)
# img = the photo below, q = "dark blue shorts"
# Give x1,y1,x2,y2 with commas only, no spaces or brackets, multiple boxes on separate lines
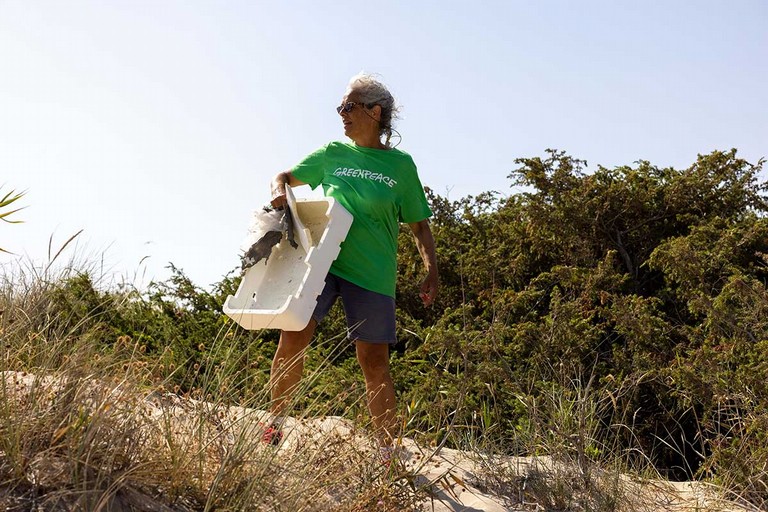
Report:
312,273,397,344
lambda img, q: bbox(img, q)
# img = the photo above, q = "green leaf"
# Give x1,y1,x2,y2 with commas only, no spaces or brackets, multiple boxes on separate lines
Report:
1,187,26,252
0,189,24,208
0,207,25,223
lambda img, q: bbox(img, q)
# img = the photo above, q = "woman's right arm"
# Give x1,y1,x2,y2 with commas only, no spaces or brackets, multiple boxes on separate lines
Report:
270,171,306,208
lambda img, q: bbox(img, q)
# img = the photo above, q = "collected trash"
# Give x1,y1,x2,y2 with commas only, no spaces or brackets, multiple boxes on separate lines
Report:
240,206,298,271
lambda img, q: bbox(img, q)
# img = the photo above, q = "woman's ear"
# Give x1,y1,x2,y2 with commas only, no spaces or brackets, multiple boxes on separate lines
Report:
371,104,382,121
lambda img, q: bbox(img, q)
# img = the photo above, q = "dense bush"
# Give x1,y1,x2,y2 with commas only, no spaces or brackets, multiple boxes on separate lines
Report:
396,149,768,501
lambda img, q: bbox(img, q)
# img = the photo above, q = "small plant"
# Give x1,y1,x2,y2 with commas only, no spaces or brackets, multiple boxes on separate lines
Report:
1,186,26,253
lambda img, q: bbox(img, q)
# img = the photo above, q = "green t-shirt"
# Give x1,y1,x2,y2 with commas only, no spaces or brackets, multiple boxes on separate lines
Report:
291,141,432,297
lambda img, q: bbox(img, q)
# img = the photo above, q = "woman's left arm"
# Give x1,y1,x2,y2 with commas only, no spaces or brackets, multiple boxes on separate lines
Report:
408,219,439,306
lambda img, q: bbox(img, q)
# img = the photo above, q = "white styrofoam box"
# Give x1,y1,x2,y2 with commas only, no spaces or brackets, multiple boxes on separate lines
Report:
223,187,353,331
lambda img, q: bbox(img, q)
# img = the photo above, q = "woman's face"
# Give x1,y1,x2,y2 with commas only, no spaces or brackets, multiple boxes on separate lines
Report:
338,91,379,142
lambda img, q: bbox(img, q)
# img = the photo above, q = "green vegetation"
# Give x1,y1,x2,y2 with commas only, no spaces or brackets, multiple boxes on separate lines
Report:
395,148,768,504
1,187,26,254
1,148,766,510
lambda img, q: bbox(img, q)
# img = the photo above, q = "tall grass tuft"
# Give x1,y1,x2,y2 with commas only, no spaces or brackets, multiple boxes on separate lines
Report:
0,258,429,511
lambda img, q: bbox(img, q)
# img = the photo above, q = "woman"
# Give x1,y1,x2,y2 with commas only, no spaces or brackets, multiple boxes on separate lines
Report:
267,73,438,461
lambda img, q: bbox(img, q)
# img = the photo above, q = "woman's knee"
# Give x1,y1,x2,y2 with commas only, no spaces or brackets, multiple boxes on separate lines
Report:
356,343,391,377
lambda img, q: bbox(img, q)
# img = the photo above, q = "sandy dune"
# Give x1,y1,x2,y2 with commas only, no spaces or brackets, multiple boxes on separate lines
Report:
2,371,757,511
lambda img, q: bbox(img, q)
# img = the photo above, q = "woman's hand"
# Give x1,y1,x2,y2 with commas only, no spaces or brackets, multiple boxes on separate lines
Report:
419,271,439,306
270,171,306,209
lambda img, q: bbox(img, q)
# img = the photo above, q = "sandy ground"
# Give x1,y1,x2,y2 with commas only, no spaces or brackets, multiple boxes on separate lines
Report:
1,371,759,512
221,404,756,512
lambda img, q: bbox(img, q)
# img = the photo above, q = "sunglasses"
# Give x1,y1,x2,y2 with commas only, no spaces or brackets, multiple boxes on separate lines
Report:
336,101,369,114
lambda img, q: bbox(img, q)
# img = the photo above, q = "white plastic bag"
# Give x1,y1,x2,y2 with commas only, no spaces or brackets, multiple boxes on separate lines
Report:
239,206,297,271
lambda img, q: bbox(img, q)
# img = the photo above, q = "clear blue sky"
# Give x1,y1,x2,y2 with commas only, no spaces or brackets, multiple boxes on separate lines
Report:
2,1,766,289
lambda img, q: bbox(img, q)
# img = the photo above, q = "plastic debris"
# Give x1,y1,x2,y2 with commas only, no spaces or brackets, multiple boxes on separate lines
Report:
240,206,298,271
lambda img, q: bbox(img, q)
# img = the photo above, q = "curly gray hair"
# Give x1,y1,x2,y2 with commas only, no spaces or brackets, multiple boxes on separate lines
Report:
346,73,401,147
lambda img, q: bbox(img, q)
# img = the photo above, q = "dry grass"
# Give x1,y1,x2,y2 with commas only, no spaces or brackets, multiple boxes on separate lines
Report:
0,258,761,512
0,258,434,510
0,366,430,511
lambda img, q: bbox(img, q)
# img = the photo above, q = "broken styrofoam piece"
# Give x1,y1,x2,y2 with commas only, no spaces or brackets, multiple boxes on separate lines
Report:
223,192,353,331
286,184,312,253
